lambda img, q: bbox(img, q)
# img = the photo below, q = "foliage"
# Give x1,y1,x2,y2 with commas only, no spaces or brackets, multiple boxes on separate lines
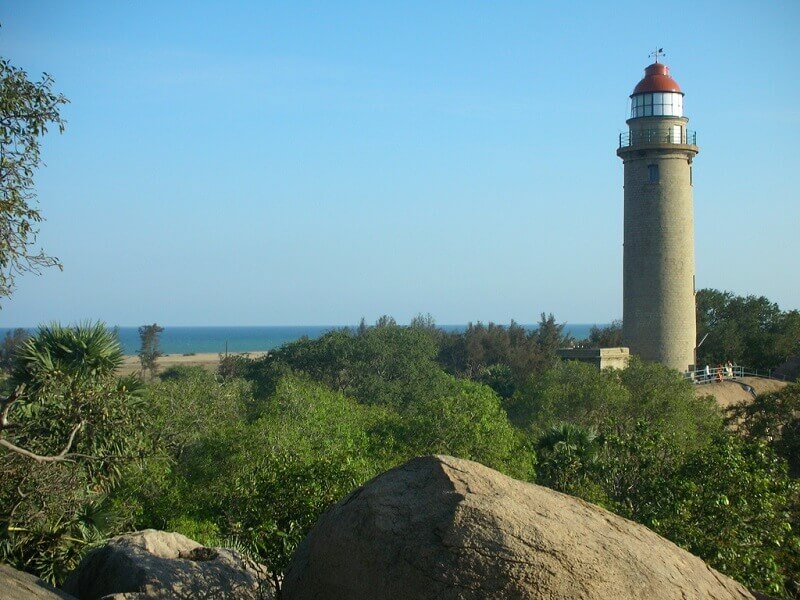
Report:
244,321,444,408
398,376,535,480
0,57,68,301
118,374,384,583
729,383,800,477
532,421,800,597
506,360,628,435
696,288,800,371
12,322,123,389
509,358,722,451
138,323,164,379
437,313,572,398
0,323,146,583
7,313,800,594
0,327,28,374
650,436,799,598
535,423,605,503
586,320,623,348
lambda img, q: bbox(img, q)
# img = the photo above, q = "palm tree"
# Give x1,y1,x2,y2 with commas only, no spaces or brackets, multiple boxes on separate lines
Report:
11,322,123,393
536,423,600,494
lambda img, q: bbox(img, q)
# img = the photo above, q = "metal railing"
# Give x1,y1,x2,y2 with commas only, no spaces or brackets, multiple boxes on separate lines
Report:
683,365,785,384
619,129,697,148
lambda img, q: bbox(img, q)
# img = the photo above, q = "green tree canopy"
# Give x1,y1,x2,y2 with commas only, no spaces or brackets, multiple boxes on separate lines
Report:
729,383,800,476
508,358,722,453
696,288,800,371
1,323,145,583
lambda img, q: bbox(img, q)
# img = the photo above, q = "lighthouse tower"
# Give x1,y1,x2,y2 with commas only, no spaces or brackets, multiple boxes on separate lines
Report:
617,55,699,372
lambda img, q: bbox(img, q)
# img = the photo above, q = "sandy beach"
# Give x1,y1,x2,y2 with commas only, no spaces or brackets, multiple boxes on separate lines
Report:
119,351,268,376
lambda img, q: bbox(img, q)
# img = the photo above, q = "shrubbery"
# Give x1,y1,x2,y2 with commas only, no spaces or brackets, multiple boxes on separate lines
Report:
2,319,799,597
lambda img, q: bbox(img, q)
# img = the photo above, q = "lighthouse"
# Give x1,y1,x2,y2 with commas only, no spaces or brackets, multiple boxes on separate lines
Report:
617,54,699,372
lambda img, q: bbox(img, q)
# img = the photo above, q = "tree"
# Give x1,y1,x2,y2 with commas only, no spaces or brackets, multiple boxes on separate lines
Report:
587,320,623,348
508,358,722,453
0,327,28,374
531,312,572,367
436,316,572,397
729,383,800,476
120,374,384,592
1,323,146,583
138,323,164,379
696,289,800,371
399,376,535,480
0,57,68,301
650,436,799,598
535,423,605,502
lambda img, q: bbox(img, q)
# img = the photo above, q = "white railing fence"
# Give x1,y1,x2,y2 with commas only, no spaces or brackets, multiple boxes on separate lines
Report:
684,365,785,384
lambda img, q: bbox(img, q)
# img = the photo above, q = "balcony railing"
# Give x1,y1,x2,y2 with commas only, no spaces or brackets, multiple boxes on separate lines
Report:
683,364,786,384
619,129,697,148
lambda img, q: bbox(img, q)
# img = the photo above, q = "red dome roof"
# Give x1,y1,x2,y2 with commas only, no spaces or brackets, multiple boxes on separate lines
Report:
632,62,682,95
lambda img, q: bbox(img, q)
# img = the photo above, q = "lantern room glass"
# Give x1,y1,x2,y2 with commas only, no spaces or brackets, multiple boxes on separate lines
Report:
630,92,683,118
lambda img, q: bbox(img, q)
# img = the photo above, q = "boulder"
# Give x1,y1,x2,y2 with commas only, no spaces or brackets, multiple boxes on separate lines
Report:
0,563,77,600
62,530,273,599
283,455,755,600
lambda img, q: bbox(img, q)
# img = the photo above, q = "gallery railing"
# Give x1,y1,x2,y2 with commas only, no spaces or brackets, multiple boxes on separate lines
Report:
684,365,785,384
619,129,697,148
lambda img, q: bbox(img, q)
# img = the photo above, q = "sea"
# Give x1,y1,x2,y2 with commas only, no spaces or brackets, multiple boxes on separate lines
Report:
1,324,602,356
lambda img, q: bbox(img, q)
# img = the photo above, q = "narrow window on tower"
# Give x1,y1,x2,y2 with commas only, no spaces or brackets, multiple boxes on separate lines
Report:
690,165,693,186
648,164,659,183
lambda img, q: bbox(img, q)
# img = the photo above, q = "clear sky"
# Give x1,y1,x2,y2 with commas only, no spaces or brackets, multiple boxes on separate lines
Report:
2,1,798,327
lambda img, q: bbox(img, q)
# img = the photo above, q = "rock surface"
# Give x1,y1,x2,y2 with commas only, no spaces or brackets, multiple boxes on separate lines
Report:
0,563,77,600
283,455,755,600
696,376,788,409
62,530,272,599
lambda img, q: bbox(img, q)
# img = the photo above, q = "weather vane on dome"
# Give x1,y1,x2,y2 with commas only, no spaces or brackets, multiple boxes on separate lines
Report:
649,47,665,63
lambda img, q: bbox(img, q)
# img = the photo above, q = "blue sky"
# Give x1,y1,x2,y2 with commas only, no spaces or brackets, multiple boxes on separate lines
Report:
2,1,798,326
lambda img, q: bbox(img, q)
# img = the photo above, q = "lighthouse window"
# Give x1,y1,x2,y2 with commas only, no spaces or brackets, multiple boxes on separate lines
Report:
631,92,684,118
648,164,659,183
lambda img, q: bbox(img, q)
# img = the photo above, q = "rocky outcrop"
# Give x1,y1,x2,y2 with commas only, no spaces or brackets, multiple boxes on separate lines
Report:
283,455,755,600
62,530,273,599
0,563,77,600
695,376,788,409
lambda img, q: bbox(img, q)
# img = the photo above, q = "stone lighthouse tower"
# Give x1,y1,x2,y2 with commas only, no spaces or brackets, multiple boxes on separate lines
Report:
617,56,699,372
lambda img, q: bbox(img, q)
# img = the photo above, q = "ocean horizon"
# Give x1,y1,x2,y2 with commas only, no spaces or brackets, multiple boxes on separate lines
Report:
1,324,606,356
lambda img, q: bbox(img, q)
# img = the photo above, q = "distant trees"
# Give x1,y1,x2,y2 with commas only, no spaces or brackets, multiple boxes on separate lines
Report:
0,57,68,301
138,323,164,379
587,320,623,348
437,313,573,398
696,289,800,371
0,327,28,374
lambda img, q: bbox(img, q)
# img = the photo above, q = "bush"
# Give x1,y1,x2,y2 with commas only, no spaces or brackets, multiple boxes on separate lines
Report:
1,323,146,584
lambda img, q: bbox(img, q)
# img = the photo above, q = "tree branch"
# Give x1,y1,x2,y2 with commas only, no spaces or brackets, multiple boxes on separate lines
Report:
0,421,83,463
0,384,26,428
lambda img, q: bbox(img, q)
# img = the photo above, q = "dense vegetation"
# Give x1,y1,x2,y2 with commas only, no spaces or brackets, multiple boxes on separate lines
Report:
582,290,800,374
2,320,798,597
696,288,800,372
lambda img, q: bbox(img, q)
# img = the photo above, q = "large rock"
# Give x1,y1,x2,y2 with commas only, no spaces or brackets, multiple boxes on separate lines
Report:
0,563,77,599
62,530,273,599
284,455,755,600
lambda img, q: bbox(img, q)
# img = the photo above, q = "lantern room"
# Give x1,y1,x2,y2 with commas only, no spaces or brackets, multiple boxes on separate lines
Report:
630,62,684,118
